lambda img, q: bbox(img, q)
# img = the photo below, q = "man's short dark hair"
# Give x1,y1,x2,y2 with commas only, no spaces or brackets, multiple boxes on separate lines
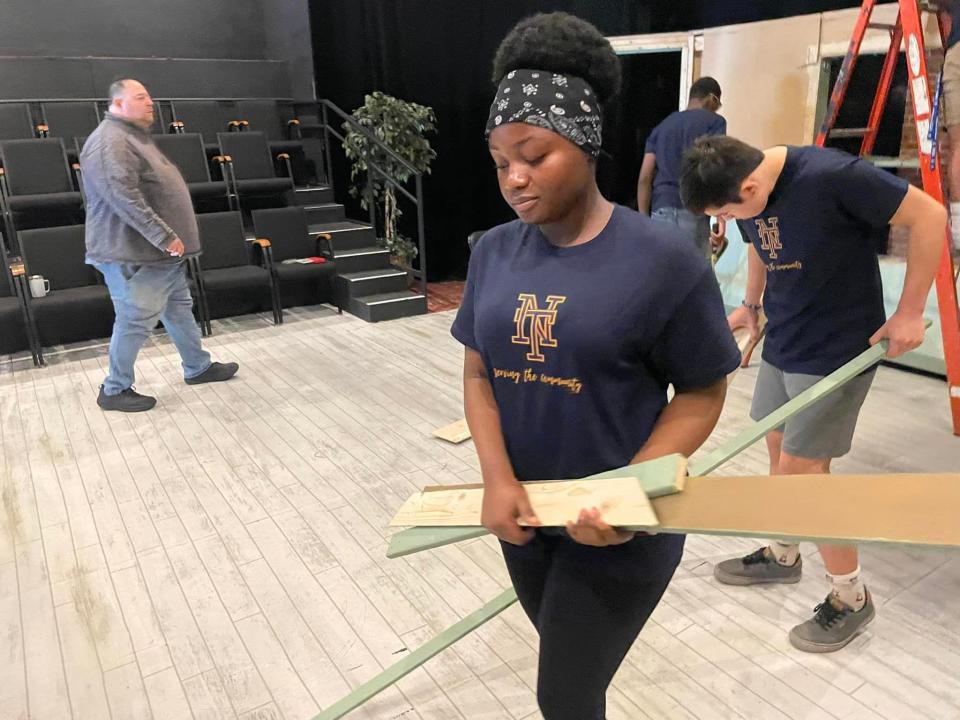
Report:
689,76,721,101
679,135,764,213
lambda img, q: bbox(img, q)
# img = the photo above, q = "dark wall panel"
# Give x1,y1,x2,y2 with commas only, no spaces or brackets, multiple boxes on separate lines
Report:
0,58,96,100
0,0,312,100
263,0,316,98
0,58,290,100
89,59,292,99
0,0,268,59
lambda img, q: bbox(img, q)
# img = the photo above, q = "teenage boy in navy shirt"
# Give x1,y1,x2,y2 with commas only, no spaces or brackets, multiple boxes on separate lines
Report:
680,135,946,652
638,76,726,258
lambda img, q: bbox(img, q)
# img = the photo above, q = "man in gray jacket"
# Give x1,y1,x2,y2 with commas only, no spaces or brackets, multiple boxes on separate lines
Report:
81,78,237,412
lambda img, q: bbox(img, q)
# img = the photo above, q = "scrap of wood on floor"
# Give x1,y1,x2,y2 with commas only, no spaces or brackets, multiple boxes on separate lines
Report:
431,417,471,443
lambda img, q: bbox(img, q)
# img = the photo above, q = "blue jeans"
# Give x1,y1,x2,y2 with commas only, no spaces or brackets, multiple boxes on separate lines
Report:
651,206,712,259
94,261,210,395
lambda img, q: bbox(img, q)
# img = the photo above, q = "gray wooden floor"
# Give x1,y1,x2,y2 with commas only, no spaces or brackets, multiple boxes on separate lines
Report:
1,306,958,720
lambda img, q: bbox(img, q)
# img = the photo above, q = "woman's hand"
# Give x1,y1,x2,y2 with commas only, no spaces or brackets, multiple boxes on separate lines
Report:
481,478,540,545
566,507,635,547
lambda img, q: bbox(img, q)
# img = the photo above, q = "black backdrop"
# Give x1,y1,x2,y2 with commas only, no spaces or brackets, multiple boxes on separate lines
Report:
309,0,864,281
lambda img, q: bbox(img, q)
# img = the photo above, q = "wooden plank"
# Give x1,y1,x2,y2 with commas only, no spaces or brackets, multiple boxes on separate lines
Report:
103,662,153,720
0,561,28,720
394,473,960,547
395,468,960,548
432,419,471,444
143,666,194,720
391,476,660,528
728,309,767,378
386,454,686,557
56,600,112,719
310,587,517,720
646,472,960,547
386,341,889,559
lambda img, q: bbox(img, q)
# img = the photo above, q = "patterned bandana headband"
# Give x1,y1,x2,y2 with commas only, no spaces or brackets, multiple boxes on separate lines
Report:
485,68,602,157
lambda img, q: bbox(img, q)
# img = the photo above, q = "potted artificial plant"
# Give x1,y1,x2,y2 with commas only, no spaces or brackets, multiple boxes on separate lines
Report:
342,92,437,277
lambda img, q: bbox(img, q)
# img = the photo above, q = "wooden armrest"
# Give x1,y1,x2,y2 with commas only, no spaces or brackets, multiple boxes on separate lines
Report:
252,238,272,248
276,153,290,160
0,168,5,176
36,124,49,133
287,118,301,126
212,155,232,163
71,163,81,171
227,120,242,128
313,232,332,240
9,261,25,277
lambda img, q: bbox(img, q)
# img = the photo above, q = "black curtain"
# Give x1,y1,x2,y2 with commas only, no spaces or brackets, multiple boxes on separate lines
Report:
308,0,867,281
309,1,652,280
652,0,864,31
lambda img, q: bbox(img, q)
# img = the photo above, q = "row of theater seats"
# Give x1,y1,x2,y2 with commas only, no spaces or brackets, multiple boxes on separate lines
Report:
0,99,305,155
0,130,300,254
1,207,338,366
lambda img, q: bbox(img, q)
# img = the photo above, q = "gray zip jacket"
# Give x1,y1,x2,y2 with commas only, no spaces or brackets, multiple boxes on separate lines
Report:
81,114,200,264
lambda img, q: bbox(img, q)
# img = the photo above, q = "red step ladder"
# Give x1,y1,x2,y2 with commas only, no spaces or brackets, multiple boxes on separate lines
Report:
816,0,960,436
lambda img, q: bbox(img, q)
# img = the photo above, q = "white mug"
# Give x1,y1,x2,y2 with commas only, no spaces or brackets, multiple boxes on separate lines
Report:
29,275,50,298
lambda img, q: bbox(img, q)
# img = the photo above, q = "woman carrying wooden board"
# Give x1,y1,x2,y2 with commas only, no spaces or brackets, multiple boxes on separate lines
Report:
451,12,742,719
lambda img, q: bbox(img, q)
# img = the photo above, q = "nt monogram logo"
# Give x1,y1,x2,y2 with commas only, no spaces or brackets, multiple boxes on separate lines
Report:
755,217,782,259
511,293,565,362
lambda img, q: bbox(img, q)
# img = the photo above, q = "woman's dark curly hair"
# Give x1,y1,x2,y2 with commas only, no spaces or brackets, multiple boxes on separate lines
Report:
492,12,621,108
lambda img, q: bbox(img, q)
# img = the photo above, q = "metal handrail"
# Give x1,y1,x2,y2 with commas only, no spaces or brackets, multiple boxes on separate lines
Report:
302,98,427,299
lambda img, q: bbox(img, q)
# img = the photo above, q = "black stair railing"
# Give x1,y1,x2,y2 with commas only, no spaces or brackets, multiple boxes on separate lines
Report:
307,99,427,300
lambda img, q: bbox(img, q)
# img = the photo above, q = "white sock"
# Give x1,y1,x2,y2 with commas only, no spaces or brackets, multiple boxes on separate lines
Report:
950,203,960,249
828,566,866,611
768,541,800,566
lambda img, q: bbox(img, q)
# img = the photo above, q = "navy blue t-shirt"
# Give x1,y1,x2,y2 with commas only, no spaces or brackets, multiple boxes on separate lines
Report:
646,109,726,211
736,146,909,376
452,205,740,484
948,1,960,48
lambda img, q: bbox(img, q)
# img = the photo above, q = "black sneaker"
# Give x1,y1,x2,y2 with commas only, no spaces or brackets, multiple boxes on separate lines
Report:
97,385,157,413
184,361,239,385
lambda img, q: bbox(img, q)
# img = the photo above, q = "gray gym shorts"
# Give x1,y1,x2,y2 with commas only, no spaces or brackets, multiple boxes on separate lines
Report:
750,361,876,459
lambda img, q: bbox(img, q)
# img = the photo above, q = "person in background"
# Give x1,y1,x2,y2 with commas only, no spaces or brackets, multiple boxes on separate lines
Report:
680,134,945,652
936,0,960,250
81,78,238,412
638,76,726,257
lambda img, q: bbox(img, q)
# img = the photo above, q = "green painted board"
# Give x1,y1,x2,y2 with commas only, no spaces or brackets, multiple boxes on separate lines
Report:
687,341,888,477
332,340,898,718
310,588,518,720
387,341,890,558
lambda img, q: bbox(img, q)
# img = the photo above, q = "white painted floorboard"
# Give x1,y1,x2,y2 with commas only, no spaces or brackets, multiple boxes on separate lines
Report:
1,305,958,720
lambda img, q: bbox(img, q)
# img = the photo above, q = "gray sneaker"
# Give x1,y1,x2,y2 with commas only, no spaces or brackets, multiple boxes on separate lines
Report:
789,589,875,653
714,547,802,586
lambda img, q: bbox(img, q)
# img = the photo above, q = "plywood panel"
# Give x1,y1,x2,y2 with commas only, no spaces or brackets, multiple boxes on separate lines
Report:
390,476,659,528
650,472,960,547
700,14,821,147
